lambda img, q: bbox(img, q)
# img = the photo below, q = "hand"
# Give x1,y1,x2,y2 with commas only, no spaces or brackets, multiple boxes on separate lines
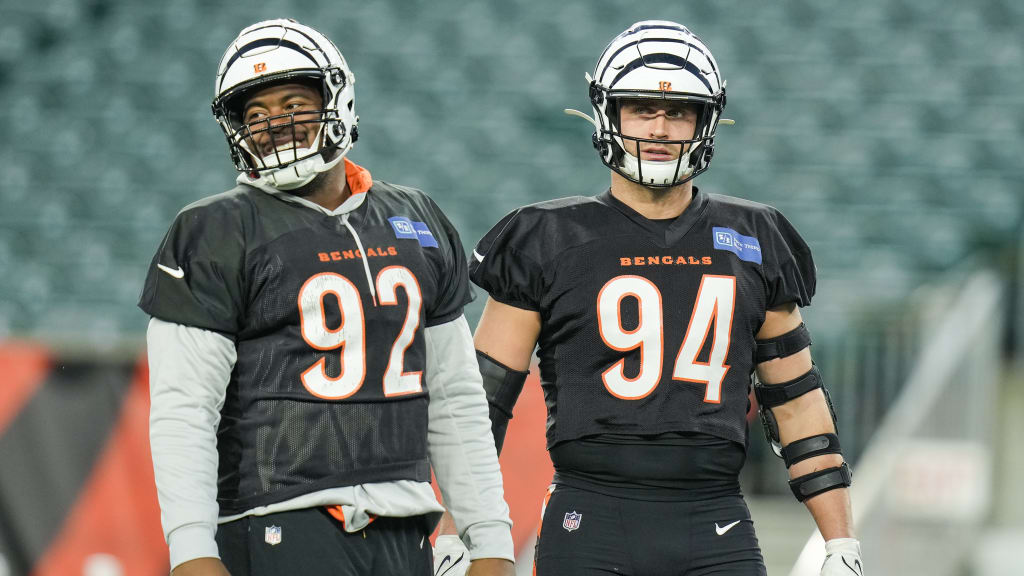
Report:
171,557,231,576
820,538,863,576
433,535,470,576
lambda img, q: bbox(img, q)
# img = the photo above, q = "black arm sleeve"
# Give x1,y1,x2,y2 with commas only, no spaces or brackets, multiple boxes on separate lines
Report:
477,351,529,454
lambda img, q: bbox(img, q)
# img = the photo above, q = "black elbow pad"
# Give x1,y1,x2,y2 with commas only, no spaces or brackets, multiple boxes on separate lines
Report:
755,322,812,363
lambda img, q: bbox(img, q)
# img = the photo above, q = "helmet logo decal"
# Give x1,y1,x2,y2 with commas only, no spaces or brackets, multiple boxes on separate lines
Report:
659,81,672,91
254,62,267,73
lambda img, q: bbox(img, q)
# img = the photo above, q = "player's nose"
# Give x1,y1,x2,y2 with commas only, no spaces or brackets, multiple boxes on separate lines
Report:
650,113,670,138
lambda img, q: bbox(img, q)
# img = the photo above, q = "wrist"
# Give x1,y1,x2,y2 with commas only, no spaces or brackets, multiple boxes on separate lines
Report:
167,523,220,570
824,537,860,555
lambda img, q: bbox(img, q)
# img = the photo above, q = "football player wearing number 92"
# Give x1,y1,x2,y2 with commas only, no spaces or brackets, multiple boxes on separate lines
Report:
448,21,864,576
138,19,514,576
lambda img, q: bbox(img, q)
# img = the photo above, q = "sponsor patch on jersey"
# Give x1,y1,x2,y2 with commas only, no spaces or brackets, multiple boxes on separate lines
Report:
265,525,282,545
712,227,762,264
389,217,438,248
562,511,582,532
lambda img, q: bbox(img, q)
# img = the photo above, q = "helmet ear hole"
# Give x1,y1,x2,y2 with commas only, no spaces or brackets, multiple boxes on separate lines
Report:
703,145,714,165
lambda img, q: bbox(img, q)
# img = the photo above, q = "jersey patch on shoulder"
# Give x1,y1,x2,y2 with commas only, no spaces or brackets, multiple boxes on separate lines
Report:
388,216,438,248
712,226,762,264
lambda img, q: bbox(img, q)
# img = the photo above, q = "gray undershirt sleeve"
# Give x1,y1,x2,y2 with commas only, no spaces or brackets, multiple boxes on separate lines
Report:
147,318,236,570
424,315,515,562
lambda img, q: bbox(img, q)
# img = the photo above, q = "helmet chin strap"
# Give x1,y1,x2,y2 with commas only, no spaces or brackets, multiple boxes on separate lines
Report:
621,148,695,186
262,149,344,190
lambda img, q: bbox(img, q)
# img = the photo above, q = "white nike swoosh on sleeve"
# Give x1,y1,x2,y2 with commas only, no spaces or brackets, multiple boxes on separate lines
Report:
157,264,185,279
472,250,485,262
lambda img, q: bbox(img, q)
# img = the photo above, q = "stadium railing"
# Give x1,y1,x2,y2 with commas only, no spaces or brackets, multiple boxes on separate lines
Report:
788,270,1004,576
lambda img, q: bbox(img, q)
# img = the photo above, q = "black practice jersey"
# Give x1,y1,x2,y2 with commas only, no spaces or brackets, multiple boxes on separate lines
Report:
470,188,815,454
139,180,471,514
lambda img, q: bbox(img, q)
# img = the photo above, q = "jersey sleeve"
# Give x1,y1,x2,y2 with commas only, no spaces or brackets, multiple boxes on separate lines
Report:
763,209,816,309
138,202,247,335
468,209,546,311
423,197,473,326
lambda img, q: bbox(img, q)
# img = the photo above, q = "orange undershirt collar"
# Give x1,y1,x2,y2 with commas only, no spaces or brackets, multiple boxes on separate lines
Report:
344,158,373,195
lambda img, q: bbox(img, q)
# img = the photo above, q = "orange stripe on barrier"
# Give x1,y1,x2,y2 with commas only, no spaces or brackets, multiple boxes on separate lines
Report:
499,371,553,556
31,355,167,576
427,370,553,558
0,343,50,435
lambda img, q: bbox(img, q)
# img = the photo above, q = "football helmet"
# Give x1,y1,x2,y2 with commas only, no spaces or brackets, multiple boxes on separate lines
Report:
212,19,358,189
569,21,727,187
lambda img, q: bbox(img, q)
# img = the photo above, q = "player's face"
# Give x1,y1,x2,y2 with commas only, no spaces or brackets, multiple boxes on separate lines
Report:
617,99,698,161
241,83,324,158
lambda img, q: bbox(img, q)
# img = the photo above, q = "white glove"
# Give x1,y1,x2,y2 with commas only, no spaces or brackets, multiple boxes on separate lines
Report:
433,535,470,576
821,538,863,576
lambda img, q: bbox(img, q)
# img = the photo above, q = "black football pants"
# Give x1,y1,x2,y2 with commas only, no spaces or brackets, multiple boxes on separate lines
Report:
216,507,433,575
535,484,767,576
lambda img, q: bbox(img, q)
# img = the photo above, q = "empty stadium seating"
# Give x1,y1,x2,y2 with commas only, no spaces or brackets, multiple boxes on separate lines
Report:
0,1,1020,473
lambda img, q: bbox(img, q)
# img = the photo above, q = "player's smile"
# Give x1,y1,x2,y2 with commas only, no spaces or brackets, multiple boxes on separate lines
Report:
259,129,311,157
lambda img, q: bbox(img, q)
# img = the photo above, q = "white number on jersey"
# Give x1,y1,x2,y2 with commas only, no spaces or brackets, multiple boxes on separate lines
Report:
597,274,736,403
298,266,424,399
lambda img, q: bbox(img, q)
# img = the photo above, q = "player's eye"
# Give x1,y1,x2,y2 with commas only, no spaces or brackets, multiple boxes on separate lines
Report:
244,109,268,123
666,109,686,119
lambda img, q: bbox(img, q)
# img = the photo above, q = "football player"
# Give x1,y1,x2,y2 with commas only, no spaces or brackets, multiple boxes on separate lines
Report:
463,21,864,576
139,19,514,576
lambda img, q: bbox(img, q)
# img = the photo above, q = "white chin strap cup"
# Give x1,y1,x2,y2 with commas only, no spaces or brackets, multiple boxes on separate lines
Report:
261,151,344,190
620,149,694,186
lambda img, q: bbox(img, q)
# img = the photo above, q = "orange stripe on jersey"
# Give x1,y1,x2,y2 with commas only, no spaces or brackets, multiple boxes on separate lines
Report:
344,158,373,195
326,505,347,526
325,505,377,528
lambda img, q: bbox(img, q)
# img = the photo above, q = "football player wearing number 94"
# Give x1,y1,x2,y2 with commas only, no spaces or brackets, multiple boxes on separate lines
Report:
138,19,514,576
461,21,863,576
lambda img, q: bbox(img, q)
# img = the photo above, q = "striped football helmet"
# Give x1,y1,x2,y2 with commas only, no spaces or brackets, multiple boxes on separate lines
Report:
212,19,358,190
588,21,726,187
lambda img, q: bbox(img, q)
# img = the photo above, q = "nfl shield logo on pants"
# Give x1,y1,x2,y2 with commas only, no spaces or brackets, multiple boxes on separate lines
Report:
562,511,582,532
265,525,282,546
